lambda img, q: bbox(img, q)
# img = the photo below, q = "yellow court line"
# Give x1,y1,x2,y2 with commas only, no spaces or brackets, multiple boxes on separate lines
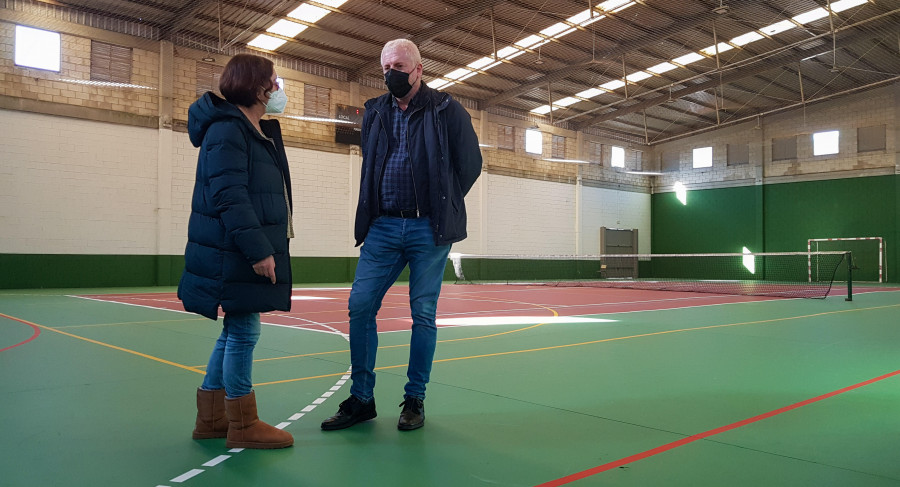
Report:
0,312,206,375
55,317,206,329
253,303,900,387
236,298,560,367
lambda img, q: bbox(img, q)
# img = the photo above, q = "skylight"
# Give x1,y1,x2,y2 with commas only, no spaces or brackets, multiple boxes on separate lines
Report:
288,3,330,23
267,19,308,38
247,34,286,51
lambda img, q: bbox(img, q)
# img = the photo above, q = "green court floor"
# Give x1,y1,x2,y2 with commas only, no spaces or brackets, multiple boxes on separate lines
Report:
1,286,899,486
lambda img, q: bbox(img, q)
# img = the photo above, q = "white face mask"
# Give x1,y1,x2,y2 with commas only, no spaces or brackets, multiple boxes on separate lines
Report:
265,87,288,114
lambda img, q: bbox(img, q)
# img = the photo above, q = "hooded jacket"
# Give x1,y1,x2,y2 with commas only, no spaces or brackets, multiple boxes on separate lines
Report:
355,84,482,246
178,92,293,320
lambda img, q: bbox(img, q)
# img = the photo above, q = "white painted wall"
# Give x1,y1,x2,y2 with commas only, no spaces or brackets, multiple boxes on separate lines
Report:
0,109,653,260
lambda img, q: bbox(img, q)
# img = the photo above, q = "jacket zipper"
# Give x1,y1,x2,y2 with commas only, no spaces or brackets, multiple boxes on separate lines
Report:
405,104,425,217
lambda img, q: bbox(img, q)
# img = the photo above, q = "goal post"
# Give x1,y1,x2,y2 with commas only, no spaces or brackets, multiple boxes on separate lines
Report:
808,237,884,283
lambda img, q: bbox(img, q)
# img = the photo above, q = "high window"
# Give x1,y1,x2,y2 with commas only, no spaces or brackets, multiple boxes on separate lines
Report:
813,130,839,156
15,25,60,72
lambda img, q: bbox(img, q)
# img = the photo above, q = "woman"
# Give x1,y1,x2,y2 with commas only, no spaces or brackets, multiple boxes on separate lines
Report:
178,53,294,449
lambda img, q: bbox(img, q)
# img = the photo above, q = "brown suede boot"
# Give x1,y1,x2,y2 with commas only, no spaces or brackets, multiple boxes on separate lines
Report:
192,388,228,439
224,390,293,449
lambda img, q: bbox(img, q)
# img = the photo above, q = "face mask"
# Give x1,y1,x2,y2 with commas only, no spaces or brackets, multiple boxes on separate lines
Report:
264,87,288,114
384,68,414,98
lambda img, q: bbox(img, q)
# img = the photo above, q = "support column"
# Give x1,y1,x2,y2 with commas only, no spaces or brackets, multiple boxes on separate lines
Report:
156,40,175,284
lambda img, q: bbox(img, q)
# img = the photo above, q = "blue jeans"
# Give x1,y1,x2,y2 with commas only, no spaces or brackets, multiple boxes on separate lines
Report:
201,312,261,399
349,216,451,402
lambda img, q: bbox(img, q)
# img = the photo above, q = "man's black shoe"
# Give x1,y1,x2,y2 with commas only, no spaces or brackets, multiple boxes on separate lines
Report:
321,395,376,430
398,397,424,431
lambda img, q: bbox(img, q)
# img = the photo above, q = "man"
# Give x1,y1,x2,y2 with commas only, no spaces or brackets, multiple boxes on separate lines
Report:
321,39,482,431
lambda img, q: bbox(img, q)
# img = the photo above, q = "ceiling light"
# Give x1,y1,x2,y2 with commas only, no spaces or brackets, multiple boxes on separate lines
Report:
515,35,544,49
576,88,606,98
600,79,626,90
553,97,580,107
267,19,308,37
625,71,652,82
313,0,347,6
700,43,734,55
647,62,678,74
287,3,330,23
830,0,868,13
730,31,764,46
760,20,795,36
445,68,472,80
672,52,705,65
793,8,829,24
247,34,287,51
540,22,570,37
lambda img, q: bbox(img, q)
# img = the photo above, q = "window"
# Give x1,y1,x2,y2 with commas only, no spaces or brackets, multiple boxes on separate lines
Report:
588,141,602,164
196,62,223,96
857,125,885,153
15,25,60,72
727,143,749,166
551,135,566,159
610,146,625,168
813,130,839,156
304,84,330,118
91,41,132,83
497,124,514,150
661,151,680,172
692,146,712,168
772,136,797,161
525,128,542,155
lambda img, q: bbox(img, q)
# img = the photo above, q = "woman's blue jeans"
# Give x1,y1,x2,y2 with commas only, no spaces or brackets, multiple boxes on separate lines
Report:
348,216,451,403
201,312,261,399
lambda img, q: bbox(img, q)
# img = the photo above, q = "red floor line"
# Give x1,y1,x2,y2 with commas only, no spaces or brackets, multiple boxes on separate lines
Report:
535,368,900,487
0,313,42,353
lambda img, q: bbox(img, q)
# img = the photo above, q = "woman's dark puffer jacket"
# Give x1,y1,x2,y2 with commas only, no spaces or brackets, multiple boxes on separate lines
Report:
178,92,293,320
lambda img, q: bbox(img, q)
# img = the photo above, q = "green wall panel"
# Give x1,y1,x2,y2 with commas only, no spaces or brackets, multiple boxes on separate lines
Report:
651,184,762,254
651,175,899,283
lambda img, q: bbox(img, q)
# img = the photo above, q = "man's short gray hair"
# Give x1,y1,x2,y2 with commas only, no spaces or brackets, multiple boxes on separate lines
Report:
381,39,422,66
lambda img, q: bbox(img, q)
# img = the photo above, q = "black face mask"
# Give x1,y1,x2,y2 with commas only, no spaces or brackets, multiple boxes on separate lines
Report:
384,68,413,98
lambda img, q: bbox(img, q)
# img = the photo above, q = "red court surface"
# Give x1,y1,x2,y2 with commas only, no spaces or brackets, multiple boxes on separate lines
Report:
76,284,877,335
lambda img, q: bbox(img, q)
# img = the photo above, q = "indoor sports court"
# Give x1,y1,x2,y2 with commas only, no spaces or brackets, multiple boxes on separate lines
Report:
1,0,899,486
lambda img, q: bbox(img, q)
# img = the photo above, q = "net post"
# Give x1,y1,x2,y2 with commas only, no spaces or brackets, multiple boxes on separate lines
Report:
845,251,852,301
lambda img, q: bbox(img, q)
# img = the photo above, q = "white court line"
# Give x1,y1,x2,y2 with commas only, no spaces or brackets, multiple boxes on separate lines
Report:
170,469,204,483
202,455,230,467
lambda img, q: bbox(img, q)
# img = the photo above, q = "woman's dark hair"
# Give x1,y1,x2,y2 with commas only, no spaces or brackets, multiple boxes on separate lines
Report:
219,54,275,108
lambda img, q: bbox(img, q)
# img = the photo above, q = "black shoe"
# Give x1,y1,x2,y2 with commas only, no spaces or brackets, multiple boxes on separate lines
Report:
398,397,425,431
321,395,376,431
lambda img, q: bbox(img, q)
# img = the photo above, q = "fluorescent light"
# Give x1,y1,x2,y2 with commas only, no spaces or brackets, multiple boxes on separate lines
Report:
672,52,705,65
281,115,355,124
544,158,589,164
793,8,829,24
625,71,653,82
553,97,580,107
14,25,60,72
600,79,626,90
247,34,287,51
61,78,156,90
730,31,764,46
515,34,544,49
700,43,734,55
287,3,330,23
647,62,678,74
530,105,553,114
541,22,571,37
467,57,495,70
576,88,606,98
496,46,521,58
760,20,795,36
830,0,868,13
267,19,308,37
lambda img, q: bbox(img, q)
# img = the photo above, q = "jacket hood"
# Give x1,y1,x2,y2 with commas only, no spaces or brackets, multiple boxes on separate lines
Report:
187,92,246,147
